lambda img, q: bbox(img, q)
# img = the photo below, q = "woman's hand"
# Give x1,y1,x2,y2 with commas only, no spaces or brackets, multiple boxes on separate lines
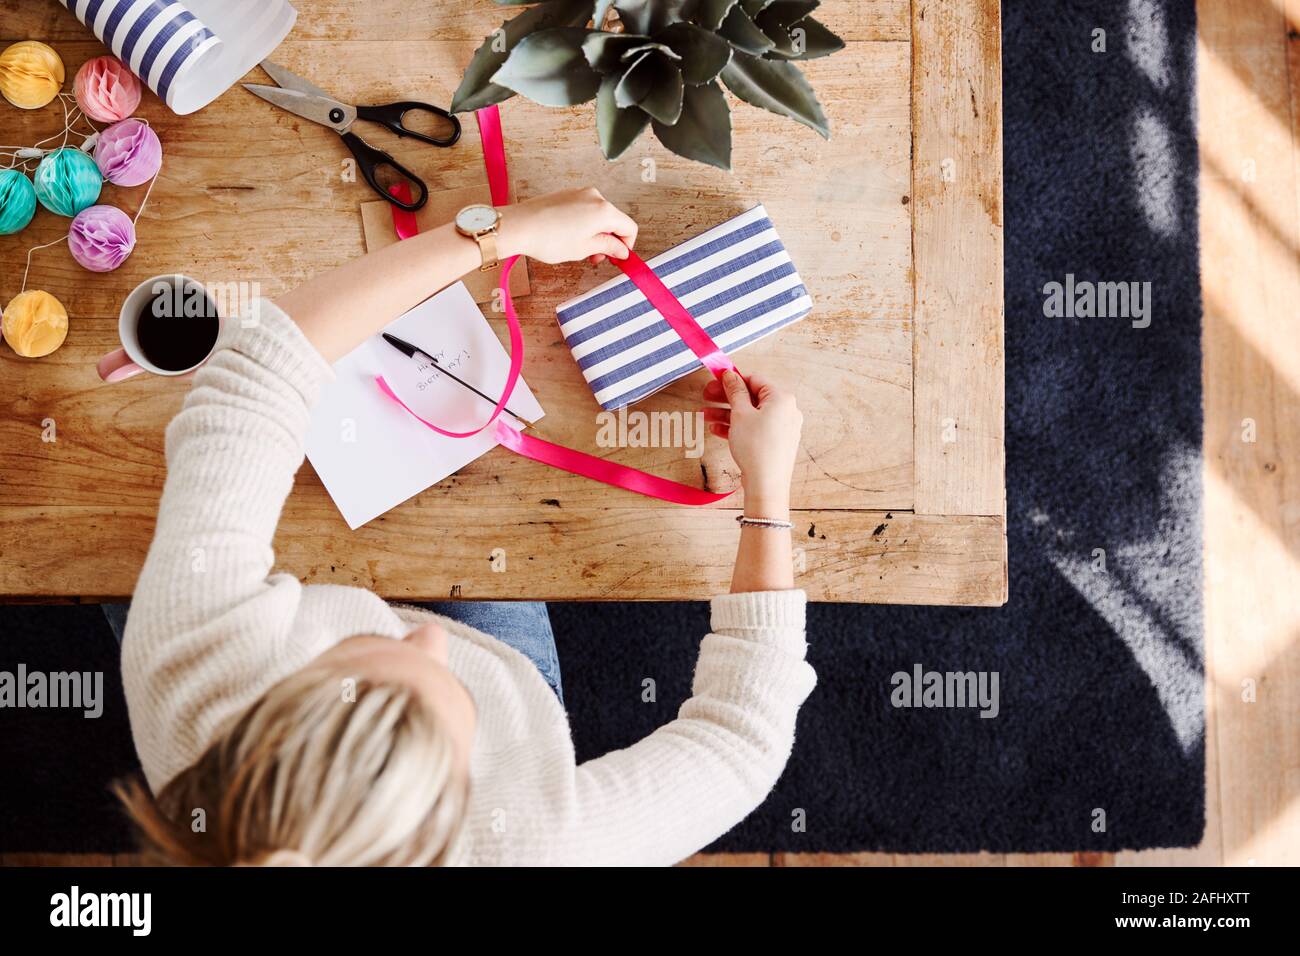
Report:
703,370,802,518
279,187,636,363
498,187,638,265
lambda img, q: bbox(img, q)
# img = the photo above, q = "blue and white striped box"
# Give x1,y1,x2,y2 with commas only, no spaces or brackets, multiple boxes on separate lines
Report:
555,205,812,411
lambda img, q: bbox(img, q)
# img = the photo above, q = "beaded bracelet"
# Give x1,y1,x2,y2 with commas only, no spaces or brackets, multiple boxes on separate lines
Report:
736,515,794,530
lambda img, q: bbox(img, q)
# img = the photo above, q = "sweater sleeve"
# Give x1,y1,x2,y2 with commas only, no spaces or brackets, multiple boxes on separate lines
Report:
126,301,333,631
120,301,335,782
558,590,815,865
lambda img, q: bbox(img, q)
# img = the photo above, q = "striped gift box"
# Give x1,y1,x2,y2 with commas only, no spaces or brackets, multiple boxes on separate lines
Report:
59,0,295,114
555,205,812,411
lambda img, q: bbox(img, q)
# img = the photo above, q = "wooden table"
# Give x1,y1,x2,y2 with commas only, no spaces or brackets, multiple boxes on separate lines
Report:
0,0,1004,604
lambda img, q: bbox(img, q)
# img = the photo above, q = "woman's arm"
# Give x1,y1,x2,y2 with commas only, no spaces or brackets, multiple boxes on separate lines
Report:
131,187,637,633
706,370,803,592
275,187,637,362
467,373,810,865
553,589,813,866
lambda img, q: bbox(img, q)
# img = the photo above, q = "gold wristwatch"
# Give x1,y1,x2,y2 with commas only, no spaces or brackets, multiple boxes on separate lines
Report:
455,204,502,272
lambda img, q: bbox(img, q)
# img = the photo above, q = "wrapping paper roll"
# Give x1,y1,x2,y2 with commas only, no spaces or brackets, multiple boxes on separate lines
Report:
57,0,297,115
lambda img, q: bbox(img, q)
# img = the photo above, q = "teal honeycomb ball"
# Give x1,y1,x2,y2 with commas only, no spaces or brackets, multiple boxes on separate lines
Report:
0,167,37,234
33,147,103,217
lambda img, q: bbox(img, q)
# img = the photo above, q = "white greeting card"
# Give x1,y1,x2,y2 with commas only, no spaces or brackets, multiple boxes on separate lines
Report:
304,282,544,529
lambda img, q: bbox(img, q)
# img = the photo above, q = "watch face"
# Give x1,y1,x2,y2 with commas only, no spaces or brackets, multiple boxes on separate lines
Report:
457,205,498,233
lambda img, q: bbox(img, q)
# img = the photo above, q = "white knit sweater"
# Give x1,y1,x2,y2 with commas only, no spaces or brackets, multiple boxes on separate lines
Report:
120,301,816,866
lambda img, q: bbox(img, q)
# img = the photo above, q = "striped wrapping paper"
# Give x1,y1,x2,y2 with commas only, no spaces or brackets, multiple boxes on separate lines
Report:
57,0,296,114
555,205,813,411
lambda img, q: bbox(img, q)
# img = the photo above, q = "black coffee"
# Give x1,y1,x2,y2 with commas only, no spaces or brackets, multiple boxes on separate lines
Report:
137,284,219,372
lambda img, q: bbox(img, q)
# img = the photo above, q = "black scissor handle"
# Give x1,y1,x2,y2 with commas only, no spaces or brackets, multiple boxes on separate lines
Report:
340,131,429,211
355,101,461,148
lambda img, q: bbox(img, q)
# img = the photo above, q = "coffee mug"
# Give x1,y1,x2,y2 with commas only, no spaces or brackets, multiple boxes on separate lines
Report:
97,274,224,383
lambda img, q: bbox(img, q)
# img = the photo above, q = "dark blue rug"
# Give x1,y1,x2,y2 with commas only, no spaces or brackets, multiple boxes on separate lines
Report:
0,0,1203,855
554,0,1205,854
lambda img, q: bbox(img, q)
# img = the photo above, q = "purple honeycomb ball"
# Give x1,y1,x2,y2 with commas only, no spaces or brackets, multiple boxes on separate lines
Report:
68,204,136,272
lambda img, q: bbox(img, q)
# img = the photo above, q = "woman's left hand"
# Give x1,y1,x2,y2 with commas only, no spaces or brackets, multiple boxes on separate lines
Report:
497,187,638,265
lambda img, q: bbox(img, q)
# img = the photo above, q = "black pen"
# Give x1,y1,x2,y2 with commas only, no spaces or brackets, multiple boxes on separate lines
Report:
381,332,536,428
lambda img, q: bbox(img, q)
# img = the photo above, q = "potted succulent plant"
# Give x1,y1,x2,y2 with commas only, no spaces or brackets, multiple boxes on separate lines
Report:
451,0,844,170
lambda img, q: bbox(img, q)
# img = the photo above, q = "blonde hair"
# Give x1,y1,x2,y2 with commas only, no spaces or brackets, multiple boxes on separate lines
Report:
115,664,468,866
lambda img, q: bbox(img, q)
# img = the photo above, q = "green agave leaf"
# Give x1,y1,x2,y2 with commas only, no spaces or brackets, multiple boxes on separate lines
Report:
753,0,822,56
694,0,739,31
613,0,653,32
492,27,602,106
765,16,843,60
755,0,818,24
651,0,694,31
615,0,690,35
721,49,829,137
614,50,655,106
652,80,732,170
619,41,681,62
636,61,684,124
614,49,684,124
452,0,596,113
583,30,651,71
656,21,733,84
596,75,651,159
754,0,818,51
740,0,778,16
718,4,775,55
756,21,798,56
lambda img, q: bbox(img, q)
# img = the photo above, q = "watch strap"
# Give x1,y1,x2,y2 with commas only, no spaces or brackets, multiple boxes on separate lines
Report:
476,230,499,272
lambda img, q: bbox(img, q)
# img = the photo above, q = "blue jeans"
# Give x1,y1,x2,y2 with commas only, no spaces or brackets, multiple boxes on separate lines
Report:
102,600,563,704
416,601,562,704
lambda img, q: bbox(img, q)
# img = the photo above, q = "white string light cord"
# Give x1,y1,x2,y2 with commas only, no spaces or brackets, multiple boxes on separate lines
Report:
12,108,162,294
0,92,96,170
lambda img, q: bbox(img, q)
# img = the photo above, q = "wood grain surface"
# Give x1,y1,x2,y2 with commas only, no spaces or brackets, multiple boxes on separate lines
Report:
0,1,1005,604
911,0,1007,518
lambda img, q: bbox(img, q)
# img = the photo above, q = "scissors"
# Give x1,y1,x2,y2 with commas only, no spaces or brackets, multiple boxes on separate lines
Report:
243,60,461,211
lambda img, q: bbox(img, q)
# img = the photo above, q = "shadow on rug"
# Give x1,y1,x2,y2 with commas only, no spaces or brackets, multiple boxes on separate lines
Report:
553,0,1205,854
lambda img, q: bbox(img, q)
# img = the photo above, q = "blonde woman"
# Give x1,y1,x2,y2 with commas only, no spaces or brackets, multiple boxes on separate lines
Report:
114,187,815,866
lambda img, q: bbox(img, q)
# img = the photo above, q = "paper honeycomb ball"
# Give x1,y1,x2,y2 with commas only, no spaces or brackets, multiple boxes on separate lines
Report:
2,290,69,358
69,204,137,272
0,168,37,235
95,118,163,187
74,55,142,123
0,41,66,109
33,146,103,217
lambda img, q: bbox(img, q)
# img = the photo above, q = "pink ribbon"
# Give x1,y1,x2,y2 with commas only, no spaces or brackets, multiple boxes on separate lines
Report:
476,105,511,207
388,183,419,239
376,251,525,440
375,104,735,505
614,249,735,379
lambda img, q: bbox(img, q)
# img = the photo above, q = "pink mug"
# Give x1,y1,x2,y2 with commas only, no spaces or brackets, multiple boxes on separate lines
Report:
97,274,224,382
